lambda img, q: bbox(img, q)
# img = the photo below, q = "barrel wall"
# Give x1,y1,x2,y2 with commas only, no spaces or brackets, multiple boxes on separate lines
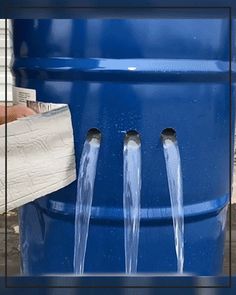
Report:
12,9,234,275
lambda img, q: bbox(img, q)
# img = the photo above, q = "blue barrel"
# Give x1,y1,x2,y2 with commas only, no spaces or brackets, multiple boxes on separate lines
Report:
12,8,235,275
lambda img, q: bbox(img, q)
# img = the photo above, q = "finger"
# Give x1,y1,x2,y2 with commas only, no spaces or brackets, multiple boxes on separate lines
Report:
22,107,36,116
13,105,36,116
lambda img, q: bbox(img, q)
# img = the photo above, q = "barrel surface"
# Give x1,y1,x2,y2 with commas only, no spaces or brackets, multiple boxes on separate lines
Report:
12,9,235,275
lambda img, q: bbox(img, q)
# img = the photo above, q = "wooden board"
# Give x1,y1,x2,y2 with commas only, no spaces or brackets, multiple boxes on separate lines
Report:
0,105,76,213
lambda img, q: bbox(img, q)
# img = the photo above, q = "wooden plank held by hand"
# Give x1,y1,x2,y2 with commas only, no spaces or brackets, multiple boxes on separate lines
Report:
0,104,76,213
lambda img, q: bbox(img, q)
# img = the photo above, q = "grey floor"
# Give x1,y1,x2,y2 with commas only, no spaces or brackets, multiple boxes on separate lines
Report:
0,205,235,276
0,210,20,275
223,204,236,275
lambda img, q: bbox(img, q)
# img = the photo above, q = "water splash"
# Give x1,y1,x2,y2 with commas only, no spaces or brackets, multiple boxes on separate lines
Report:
73,129,101,274
123,131,141,274
162,130,184,273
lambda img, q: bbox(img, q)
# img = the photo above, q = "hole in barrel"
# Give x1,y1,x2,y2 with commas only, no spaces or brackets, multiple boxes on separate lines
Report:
161,128,176,141
124,130,141,146
86,128,101,143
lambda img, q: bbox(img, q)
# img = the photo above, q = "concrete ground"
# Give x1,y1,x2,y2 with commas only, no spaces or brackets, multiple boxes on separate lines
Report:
0,210,20,275
223,204,236,274
232,150,236,204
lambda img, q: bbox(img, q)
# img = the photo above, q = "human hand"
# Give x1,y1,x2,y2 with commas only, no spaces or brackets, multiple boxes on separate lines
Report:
0,105,36,125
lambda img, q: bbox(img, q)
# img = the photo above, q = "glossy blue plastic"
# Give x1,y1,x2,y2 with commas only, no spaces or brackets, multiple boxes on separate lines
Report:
12,7,235,275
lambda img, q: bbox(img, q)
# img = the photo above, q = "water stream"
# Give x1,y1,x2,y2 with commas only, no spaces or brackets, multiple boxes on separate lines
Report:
73,127,184,274
73,130,101,274
162,130,184,273
123,131,141,274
